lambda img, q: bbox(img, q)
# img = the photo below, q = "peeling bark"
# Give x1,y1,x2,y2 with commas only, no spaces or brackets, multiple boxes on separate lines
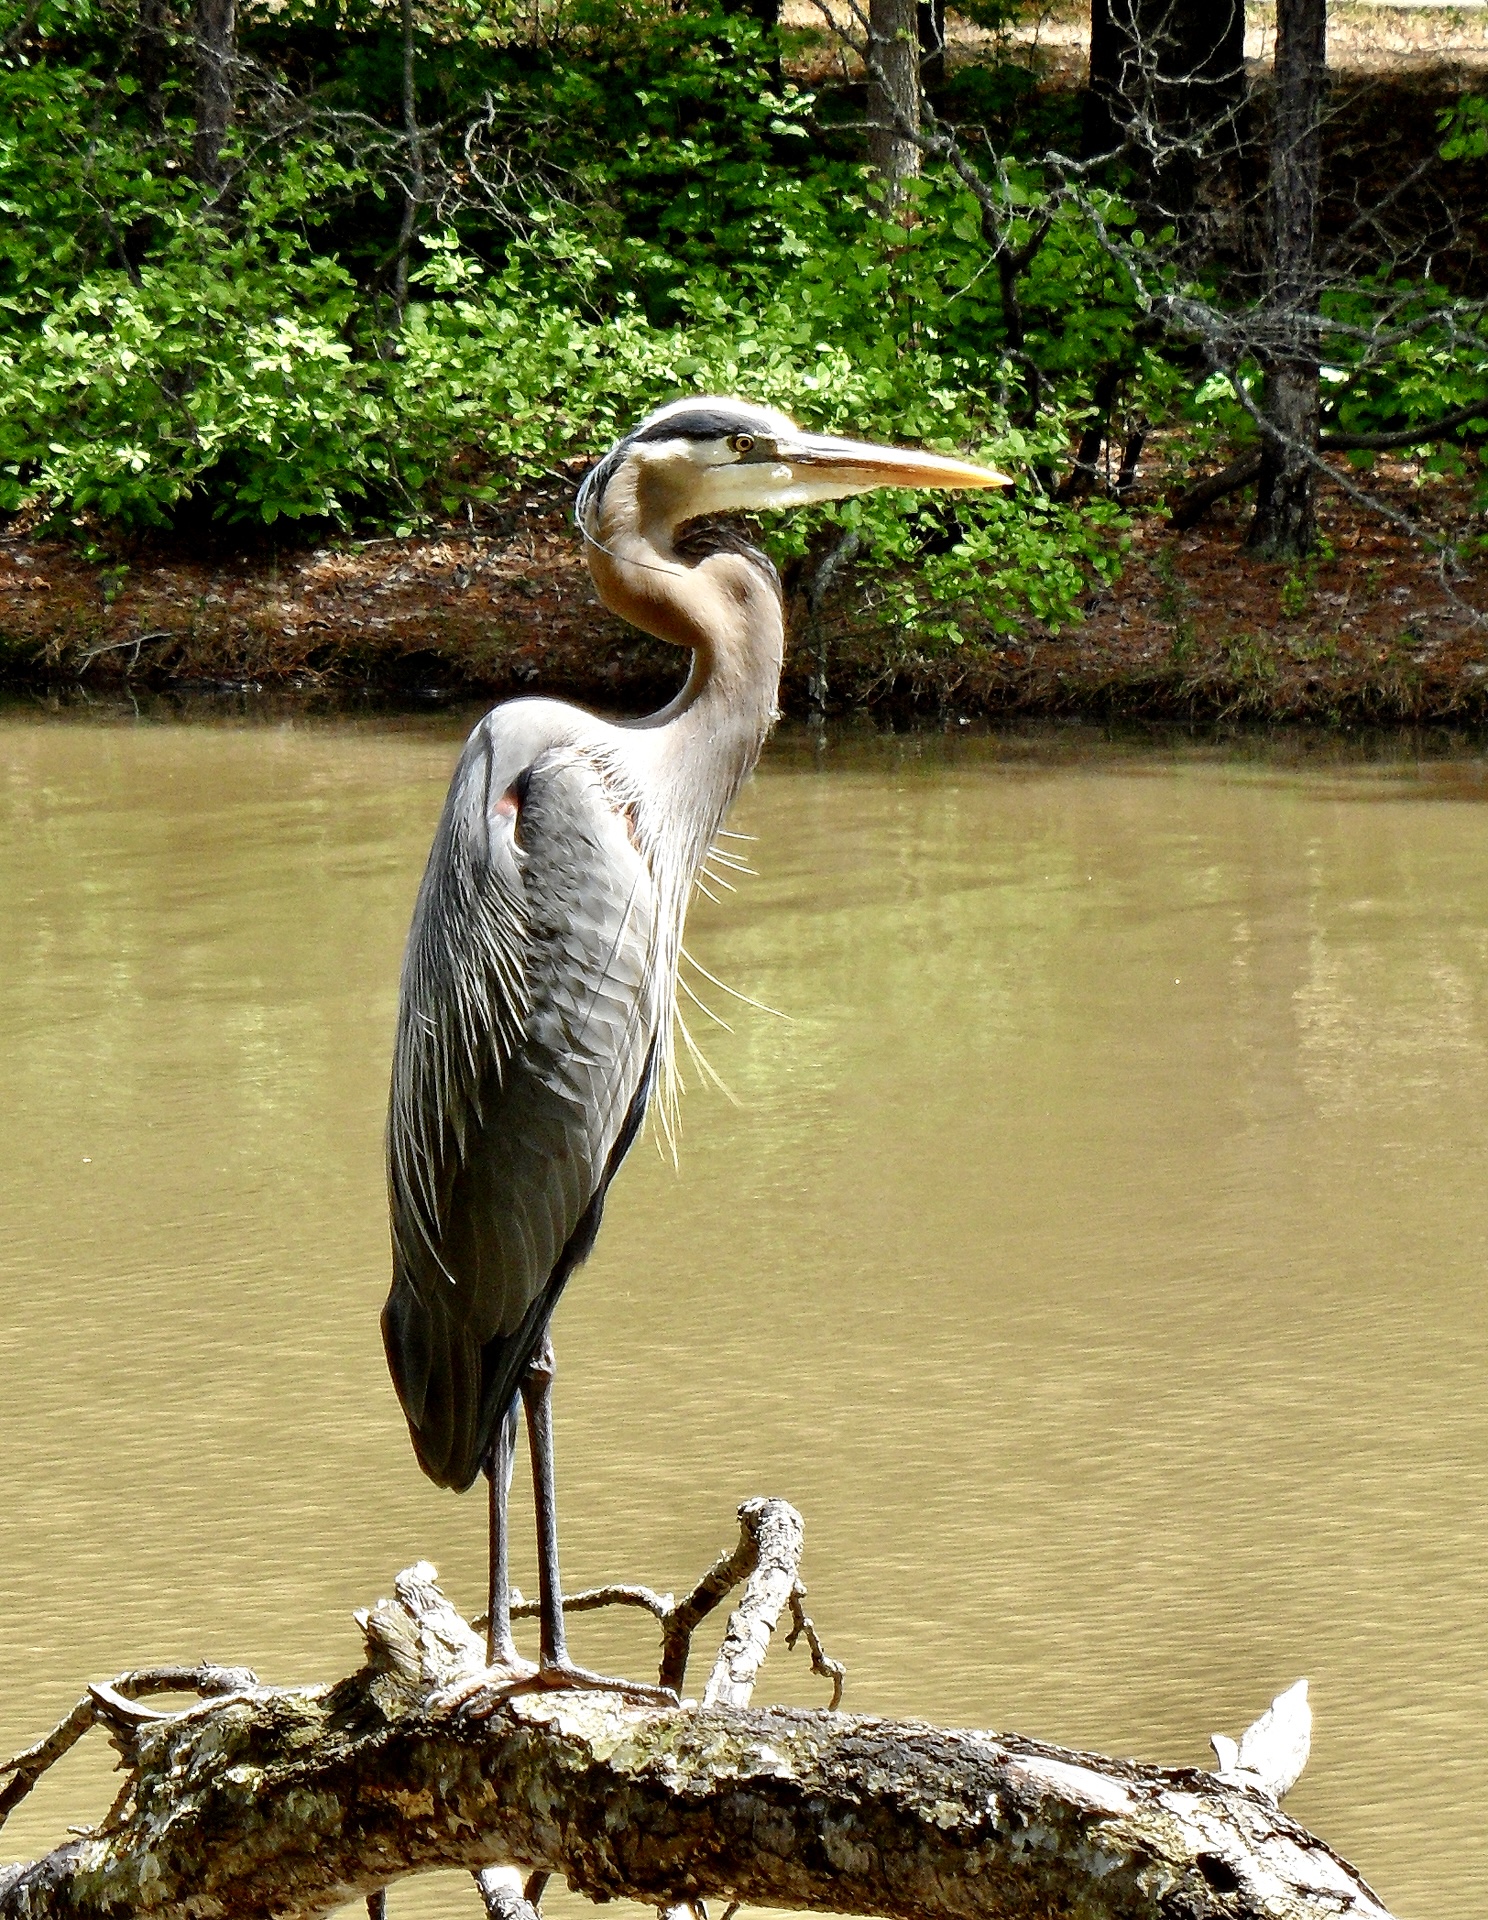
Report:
0,1508,1397,1920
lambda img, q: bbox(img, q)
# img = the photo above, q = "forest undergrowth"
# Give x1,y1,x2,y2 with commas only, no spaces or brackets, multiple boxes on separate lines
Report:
3,0,1488,714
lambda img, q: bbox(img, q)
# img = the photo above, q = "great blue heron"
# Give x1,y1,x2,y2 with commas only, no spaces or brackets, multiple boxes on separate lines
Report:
382,396,1008,1693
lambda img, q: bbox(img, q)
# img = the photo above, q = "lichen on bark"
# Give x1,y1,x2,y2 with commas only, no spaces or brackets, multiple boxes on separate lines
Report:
0,1508,1396,1920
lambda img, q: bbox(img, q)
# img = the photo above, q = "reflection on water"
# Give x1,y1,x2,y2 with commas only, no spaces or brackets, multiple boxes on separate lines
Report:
1,709,1485,1920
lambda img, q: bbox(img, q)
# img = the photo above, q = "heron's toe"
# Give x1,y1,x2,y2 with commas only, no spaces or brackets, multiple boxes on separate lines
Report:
536,1658,678,1706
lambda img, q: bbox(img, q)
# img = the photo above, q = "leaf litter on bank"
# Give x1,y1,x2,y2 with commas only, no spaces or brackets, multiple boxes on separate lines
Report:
1,454,1485,722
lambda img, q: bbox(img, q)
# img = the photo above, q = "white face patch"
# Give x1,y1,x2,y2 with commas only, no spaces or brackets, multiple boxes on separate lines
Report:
643,438,735,470
633,435,793,514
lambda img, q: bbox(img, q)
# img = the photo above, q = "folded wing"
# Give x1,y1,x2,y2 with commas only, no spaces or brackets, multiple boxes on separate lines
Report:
384,714,659,1491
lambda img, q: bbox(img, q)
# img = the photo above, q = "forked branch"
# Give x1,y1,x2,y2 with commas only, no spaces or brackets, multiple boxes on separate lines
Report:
0,1502,1396,1920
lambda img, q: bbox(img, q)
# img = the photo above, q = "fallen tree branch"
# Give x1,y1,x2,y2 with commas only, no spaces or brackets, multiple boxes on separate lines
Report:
1170,398,1488,529
1169,451,1264,529
0,1504,1396,1920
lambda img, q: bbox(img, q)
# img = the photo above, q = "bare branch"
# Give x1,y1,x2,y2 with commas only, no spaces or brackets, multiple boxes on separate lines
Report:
701,1498,805,1709
785,1582,845,1710
0,1551,1398,1920
1169,449,1263,528
510,1582,672,1626
0,1663,258,1834
1320,400,1488,453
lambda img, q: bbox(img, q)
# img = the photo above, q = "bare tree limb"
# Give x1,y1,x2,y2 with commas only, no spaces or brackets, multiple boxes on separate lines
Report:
699,1496,804,1708
1320,400,1488,453
492,1498,830,1710
511,1582,671,1627
0,1664,258,1834
0,1521,1398,1920
1169,450,1263,528
658,1496,791,1697
1169,389,1488,530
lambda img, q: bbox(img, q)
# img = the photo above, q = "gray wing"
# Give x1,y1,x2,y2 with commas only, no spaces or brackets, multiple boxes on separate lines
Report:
383,710,658,1492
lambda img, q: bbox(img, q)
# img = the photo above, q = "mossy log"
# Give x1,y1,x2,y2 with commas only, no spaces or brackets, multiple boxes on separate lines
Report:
0,1501,1396,1920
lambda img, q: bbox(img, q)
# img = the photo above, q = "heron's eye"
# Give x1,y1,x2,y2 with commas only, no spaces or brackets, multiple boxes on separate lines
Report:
728,433,756,456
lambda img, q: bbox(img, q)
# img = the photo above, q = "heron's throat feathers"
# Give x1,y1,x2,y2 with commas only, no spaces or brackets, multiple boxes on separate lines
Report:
583,459,780,652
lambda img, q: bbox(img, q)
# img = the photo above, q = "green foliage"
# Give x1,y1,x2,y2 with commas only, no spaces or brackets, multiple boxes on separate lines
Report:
1439,94,1488,161
1279,569,1310,618
0,0,1148,640
3,0,1482,646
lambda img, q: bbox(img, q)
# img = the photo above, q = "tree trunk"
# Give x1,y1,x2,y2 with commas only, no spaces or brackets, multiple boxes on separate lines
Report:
1082,0,1125,159
191,0,236,189
391,0,423,325
867,0,920,203
1246,0,1326,559
0,1527,1398,1920
136,0,171,134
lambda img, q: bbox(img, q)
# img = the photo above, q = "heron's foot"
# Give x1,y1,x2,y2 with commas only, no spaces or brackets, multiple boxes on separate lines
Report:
429,1653,539,1718
536,1657,678,1706
446,1658,674,1717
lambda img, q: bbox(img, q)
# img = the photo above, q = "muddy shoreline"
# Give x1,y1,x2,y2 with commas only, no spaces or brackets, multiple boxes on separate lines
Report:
3,466,1486,725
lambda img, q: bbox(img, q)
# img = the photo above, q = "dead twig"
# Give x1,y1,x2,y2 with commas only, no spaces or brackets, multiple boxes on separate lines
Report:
0,1662,257,1834
510,1582,671,1626
786,1580,846,1710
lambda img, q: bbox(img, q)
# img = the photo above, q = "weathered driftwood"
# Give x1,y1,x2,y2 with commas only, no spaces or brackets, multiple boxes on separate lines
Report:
0,1499,1396,1920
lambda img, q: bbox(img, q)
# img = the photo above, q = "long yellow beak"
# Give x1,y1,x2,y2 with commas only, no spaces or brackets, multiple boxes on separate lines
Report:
780,433,1013,492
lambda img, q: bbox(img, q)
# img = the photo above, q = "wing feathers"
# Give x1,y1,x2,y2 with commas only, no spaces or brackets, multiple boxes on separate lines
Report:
384,720,659,1491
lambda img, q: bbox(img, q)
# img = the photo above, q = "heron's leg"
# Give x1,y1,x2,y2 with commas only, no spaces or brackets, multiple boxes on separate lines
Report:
485,1403,524,1670
519,1333,570,1669
518,1337,675,1702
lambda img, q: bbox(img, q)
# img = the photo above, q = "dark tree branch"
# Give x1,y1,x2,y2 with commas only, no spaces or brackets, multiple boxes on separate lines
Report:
1164,391,1488,531
1169,449,1263,527
1118,418,1150,497
1320,400,1488,452
1057,364,1124,500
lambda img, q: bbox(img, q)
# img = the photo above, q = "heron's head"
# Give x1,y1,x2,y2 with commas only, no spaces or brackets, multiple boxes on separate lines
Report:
577,396,1011,542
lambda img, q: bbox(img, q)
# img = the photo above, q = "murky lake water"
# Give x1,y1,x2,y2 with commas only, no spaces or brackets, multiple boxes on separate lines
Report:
1,707,1485,1919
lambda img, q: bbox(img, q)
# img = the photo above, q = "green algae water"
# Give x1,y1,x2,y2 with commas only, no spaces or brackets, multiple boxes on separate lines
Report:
1,709,1485,1918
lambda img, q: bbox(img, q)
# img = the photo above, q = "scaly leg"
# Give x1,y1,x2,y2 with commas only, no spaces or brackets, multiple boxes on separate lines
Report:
521,1336,675,1701
486,1402,523,1668
434,1408,536,1716
476,1403,536,1683
520,1334,570,1670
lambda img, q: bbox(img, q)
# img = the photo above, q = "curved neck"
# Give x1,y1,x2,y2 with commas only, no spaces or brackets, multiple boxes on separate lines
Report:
577,447,785,1139
583,461,784,832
